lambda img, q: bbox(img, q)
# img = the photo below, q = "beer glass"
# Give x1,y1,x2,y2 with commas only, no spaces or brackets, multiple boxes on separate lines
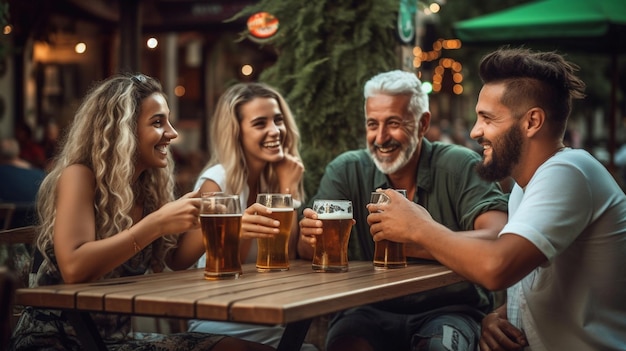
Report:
371,189,407,270
312,200,353,272
200,194,243,280
255,193,294,272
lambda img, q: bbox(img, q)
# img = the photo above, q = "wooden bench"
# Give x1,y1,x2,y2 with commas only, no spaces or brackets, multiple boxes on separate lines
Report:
0,203,16,230
0,226,37,245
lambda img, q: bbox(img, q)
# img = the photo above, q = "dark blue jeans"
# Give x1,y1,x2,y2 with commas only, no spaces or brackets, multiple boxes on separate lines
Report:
326,305,481,351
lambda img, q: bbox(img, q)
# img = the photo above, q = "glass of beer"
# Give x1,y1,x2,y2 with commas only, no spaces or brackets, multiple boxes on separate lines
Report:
200,194,243,280
255,193,294,272
311,200,353,272
371,189,407,270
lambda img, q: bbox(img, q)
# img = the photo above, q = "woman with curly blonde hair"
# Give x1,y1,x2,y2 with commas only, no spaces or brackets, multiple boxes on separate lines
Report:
9,73,273,351
189,83,315,350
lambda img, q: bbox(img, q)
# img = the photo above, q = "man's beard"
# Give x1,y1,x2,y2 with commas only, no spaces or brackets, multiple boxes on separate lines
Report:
475,124,523,182
368,135,418,174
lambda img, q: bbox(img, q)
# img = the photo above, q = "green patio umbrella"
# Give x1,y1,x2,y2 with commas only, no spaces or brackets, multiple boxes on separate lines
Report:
454,0,626,168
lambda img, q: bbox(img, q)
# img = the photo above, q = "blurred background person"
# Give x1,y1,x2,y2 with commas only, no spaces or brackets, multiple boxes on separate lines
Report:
40,119,61,170
0,137,46,228
14,123,46,170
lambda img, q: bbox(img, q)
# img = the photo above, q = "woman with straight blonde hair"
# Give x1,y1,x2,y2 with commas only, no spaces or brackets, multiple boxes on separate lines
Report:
189,82,316,350
9,73,273,351
195,82,305,264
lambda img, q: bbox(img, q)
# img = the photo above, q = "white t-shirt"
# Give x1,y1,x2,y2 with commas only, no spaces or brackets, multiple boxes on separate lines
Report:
194,164,257,264
502,148,626,350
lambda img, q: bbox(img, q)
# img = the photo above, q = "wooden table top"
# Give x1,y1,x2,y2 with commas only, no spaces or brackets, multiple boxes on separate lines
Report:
15,260,464,325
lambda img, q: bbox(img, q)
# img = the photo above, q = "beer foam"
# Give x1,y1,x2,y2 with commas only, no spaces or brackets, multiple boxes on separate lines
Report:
200,214,243,217
317,212,352,220
268,208,294,212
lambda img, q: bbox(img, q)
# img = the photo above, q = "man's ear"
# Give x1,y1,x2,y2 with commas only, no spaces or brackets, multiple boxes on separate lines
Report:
419,112,431,136
524,107,545,138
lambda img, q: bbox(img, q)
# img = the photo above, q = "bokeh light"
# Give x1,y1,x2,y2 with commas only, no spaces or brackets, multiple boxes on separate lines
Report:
147,37,158,49
75,42,86,54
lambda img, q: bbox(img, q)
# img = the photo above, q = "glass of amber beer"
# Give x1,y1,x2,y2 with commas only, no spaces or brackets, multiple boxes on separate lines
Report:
312,200,353,272
200,194,243,280
371,190,407,270
255,193,294,272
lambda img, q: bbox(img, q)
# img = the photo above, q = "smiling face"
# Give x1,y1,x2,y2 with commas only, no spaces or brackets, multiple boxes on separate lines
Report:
471,83,524,182
135,93,177,174
365,94,422,175
239,97,286,170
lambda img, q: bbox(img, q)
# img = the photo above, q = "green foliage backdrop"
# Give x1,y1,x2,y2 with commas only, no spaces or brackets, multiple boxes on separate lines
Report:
233,0,401,197
0,0,8,59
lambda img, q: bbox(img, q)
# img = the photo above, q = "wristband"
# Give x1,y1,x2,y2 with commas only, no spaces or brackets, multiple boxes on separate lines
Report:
129,232,141,253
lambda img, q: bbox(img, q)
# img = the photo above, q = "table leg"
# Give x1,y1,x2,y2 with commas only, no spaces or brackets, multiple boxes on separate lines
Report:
277,319,312,351
65,310,108,351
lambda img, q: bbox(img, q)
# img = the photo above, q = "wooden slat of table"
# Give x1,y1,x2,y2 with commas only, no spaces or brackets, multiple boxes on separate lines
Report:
116,263,312,317
133,269,308,318
193,261,378,320
102,270,209,314
15,286,78,309
131,262,355,317
16,268,199,311
79,269,198,311
79,263,295,314
229,262,463,324
132,261,376,319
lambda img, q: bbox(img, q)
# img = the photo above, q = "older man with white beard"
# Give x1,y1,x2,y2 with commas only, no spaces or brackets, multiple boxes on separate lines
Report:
297,70,509,351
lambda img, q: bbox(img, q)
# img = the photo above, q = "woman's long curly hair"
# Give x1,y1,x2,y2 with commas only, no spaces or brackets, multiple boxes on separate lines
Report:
202,82,305,200
35,73,177,274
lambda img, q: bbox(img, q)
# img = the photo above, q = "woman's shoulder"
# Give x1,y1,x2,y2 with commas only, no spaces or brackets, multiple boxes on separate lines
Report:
195,164,226,191
58,164,96,188
199,164,225,177
60,163,94,177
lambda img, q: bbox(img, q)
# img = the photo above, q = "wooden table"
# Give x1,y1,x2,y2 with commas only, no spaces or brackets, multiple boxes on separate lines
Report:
15,260,464,351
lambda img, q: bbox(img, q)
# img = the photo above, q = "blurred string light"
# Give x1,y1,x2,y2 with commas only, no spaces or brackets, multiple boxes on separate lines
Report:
147,37,158,49
74,42,86,54
413,38,464,95
422,0,443,16
241,64,253,76
421,81,433,94
3,25,12,35
411,1,466,95
174,85,185,97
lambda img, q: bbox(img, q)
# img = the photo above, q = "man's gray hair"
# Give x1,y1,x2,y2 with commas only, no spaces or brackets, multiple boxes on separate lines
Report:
363,70,429,119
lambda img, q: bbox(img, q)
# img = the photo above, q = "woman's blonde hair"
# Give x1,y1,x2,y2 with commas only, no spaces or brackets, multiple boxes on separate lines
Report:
203,82,304,199
35,73,177,275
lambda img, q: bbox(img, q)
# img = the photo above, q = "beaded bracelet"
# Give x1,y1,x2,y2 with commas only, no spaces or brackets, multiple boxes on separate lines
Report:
130,232,141,253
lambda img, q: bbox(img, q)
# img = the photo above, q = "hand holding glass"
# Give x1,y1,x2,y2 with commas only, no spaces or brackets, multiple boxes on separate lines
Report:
200,194,243,280
371,190,407,269
311,200,353,272
255,193,294,272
